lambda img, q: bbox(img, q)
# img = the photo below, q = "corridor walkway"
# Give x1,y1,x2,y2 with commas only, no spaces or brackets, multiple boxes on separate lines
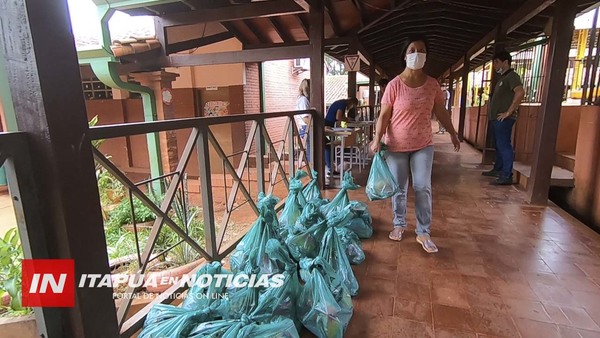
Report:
339,135,600,338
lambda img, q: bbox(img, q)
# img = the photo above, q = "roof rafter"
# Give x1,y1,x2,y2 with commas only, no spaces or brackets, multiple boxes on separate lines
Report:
158,0,305,27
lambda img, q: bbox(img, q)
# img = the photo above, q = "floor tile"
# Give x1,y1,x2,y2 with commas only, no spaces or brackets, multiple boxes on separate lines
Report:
434,329,477,338
513,318,560,338
432,287,470,309
433,304,475,332
504,298,552,323
336,134,600,337
393,298,433,323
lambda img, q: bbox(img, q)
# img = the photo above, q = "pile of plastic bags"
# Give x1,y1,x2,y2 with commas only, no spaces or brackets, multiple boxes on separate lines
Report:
140,170,373,338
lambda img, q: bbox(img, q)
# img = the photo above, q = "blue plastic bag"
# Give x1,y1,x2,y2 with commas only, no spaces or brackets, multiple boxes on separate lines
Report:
336,227,365,265
285,199,329,261
181,261,231,313
319,209,359,296
297,257,354,338
321,172,358,217
366,150,399,201
188,316,299,338
230,193,282,273
302,170,322,202
139,304,214,338
278,170,308,238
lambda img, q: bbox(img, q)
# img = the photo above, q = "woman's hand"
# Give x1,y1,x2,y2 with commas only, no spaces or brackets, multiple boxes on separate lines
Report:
369,140,381,154
450,133,461,152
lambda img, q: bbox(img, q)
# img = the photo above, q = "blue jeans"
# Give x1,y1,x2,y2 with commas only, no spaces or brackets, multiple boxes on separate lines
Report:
385,146,434,236
492,119,516,178
299,125,310,161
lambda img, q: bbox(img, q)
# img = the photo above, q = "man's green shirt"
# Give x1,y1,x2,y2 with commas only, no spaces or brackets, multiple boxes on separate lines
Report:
489,69,522,121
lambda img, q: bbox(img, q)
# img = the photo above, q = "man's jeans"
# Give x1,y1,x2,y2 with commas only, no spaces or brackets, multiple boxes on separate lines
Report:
492,118,516,179
385,146,434,236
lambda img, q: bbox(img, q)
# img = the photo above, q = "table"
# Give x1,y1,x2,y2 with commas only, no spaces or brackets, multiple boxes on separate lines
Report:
347,121,376,162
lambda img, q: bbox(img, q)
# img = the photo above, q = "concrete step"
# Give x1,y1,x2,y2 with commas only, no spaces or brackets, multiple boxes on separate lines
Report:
555,153,576,172
513,161,574,188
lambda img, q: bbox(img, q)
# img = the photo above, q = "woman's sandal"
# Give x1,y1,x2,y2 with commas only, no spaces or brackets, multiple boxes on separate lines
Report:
389,228,404,242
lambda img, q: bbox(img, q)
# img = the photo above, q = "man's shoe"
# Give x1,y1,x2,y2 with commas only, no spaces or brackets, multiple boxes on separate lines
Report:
482,170,502,177
490,177,513,186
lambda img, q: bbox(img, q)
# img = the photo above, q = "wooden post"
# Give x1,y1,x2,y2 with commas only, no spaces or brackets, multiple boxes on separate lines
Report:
369,62,376,122
0,0,119,337
482,29,507,164
347,42,358,101
581,7,598,106
527,0,578,205
458,54,469,141
448,73,455,125
309,1,325,188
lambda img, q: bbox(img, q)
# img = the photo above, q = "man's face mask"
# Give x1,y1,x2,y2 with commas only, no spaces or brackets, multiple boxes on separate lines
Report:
405,52,426,70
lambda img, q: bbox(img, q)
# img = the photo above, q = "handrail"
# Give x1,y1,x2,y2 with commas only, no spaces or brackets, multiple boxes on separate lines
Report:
88,109,317,140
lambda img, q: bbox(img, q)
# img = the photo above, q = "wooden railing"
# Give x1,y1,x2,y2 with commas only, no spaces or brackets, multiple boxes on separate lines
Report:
88,109,322,336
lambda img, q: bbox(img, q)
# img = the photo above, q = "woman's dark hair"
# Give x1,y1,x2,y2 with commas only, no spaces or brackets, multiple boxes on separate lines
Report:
401,34,430,58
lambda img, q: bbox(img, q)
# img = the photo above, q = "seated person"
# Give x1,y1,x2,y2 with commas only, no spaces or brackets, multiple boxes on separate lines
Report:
324,98,358,175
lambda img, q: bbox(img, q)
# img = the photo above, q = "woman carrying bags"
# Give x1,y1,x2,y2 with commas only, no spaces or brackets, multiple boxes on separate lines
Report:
369,35,460,253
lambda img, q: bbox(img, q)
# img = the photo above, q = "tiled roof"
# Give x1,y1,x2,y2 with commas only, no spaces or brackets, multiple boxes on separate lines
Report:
325,75,348,106
110,36,161,57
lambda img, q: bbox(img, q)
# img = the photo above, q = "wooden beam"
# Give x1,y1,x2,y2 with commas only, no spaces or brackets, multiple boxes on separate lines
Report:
527,0,578,204
166,31,235,54
167,44,312,66
369,63,376,121
221,21,250,45
309,0,325,188
362,13,494,38
458,53,470,141
324,0,344,36
294,0,310,11
348,42,358,100
351,0,365,27
245,38,352,50
0,0,119,337
154,16,168,55
450,0,556,72
159,0,305,27
502,0,555,33
298,13,310,38
270,17,295,42
358,0,412,33
243,19,270,44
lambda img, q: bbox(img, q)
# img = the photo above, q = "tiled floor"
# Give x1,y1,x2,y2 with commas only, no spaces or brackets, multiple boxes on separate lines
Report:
333,135,600,338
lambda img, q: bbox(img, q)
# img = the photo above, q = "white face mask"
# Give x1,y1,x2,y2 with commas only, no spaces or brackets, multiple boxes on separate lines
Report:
405,52,426,70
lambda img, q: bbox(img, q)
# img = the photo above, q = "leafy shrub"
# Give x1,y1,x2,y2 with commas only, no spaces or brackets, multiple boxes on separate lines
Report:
0,228,31,316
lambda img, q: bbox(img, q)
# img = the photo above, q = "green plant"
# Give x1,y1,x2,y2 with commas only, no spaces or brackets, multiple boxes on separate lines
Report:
164,184,205,265
105,225,151,260
89,115,104,149
0,228,31,316
168,212,205,265
107,197,157,228
96,167,126,206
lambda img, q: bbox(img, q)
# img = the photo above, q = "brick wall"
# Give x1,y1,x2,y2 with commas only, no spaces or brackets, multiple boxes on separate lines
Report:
244,63,261,145
263,60,310,144
243,60,309,152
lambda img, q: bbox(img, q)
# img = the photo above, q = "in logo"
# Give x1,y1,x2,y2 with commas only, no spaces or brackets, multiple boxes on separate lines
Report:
22,259,75,307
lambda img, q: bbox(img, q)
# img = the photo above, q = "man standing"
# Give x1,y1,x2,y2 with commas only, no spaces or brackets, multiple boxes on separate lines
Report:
482,50,525,185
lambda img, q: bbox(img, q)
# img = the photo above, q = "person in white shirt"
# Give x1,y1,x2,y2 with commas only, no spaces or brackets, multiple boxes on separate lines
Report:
295,79,311,161
435,84,451,134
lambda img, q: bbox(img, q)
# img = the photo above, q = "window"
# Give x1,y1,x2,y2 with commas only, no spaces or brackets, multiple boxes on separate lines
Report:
82,77,113,100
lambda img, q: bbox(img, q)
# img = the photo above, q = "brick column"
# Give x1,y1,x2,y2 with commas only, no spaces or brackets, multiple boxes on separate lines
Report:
131,71,180,174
